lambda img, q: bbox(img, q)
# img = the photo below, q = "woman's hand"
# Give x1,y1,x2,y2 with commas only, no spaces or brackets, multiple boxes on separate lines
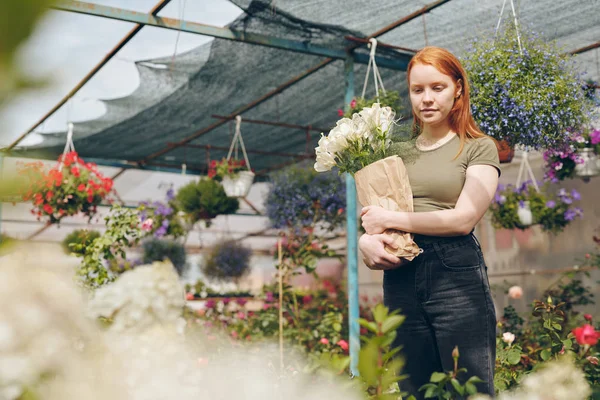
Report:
358,233,401,270
360,206,392,234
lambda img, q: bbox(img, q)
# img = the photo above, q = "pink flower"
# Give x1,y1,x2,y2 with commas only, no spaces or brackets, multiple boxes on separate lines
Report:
572,324,600,346
319,338,329,345
236,298,248,306
337,109,344,117
584,314,593,322
141,218,153,231
350,99,357,108
302,295,313,304
236,311,246,320
508,286,523,299
590,129,600,145
205,300,216,309
587,356,599,365
185,292,195,300
337,339,349,351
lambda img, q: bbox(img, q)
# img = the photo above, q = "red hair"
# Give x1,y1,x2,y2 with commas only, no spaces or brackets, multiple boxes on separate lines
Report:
407,46,490,156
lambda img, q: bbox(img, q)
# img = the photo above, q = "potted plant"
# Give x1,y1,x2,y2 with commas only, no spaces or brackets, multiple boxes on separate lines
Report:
490,182,583,234
142,238,187,276
202,239,252,284
62,229,101,256
18,152,113,223
265,164,346,232
175,178,239,227
543,144,582,183
571,128,600,182
463,26,592,151
208,157,255,198
138,188,187,239
339,90,404,119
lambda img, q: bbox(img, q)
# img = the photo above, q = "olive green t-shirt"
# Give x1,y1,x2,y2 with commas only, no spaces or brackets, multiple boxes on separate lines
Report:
390,135,501,213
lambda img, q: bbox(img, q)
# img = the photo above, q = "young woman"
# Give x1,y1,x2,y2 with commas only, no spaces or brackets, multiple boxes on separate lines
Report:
358,46,499,399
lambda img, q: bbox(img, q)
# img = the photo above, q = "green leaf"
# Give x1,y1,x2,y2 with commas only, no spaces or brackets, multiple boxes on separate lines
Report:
381,315,405,334
357,343,379,386
467,376,484,384
424,386,437,398
451,378,464,396
359,319,378,334
465,382,478,395
541,349,551,361
430,372,447,383
373,303,389,323
507,349,522,365
562,339,572,350
382,346,402,363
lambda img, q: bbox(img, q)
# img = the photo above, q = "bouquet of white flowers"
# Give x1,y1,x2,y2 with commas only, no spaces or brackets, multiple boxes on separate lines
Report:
314,103,421,263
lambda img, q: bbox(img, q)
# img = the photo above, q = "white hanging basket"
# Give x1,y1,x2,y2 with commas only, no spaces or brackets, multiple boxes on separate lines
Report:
517,201,533,227
221,115,254,198
222,170,255,198
574,147,599,182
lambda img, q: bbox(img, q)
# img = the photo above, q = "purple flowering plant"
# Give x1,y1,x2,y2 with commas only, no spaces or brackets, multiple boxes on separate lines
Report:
463,26,591,149
490,181,583,234
138,188,187,239
266,165,345,277
202,239,252,283
543,144,582,182
543,128,600,182
266,165,346,232
571,128,600,153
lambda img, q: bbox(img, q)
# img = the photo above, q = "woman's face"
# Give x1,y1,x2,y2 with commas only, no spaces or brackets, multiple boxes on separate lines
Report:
408,63,461,129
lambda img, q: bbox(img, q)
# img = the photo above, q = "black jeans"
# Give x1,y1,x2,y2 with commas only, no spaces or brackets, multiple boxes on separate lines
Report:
383,233,496,399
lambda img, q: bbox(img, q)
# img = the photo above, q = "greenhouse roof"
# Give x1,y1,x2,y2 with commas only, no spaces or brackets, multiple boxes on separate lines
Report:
6,0,600,178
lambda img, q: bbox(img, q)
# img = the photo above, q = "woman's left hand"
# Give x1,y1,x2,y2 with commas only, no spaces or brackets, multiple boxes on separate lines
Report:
360,206,392,234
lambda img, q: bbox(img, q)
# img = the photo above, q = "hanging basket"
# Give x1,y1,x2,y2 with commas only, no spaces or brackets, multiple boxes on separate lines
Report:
517,201,533,227
496,139,515,164
222,170,255,198
574,147,600,182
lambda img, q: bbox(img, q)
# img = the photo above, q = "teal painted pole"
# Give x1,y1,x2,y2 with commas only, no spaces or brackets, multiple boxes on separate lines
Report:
344,54,360,377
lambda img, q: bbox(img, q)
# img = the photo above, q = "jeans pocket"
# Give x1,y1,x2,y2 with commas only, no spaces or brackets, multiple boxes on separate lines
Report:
433,242,481,272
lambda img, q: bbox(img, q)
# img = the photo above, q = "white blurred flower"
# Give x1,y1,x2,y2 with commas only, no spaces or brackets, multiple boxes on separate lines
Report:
502,332,516,345
514,356,590,400
88,261,185,334
0,244,126,400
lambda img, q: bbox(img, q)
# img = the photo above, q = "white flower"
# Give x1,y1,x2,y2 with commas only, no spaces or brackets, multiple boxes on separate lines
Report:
502,332,516,345
314,147,336,172
88,260,185,334
555,162,563,170
350,113,369,141
326,126,350,154
516,356,591,400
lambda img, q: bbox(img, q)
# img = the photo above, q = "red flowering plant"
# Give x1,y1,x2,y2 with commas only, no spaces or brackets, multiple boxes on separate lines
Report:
18,151,113,223
207,157,248,181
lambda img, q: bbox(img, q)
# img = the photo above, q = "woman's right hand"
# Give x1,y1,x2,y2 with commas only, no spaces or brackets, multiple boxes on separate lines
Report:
358,233,401,270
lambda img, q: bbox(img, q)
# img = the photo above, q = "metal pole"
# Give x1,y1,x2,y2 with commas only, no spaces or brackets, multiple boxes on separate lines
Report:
344,53,359,377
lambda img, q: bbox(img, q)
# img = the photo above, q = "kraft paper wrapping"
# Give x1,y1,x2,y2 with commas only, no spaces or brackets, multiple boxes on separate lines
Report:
354,155,422,263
